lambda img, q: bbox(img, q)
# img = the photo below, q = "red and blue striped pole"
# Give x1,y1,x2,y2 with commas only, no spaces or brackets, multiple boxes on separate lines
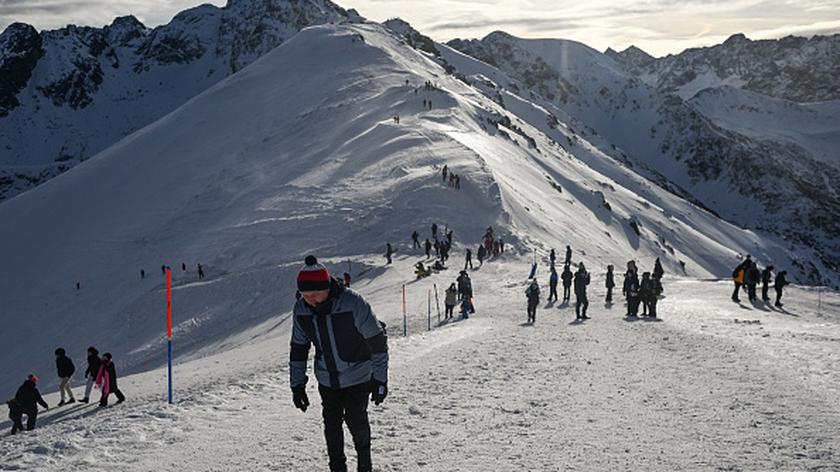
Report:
166,267,173,404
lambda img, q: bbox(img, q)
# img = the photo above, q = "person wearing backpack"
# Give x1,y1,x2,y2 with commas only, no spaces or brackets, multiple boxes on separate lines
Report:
55,347,76,406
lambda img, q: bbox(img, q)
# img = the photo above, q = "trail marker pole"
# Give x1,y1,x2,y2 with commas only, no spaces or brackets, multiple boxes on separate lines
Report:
166,268,173,405
428,289,431,331
434,283,441,323
402,284,407,337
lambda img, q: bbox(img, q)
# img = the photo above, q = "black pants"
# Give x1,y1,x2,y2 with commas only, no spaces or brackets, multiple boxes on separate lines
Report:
747,284,757,301
732,283,741,301
627,297,640,316
775,289,783,306
575,295,589,318
10,407,36,433
762,283,769,300
445,304,454,318
563,285,571,301
527,302,538,322
549,285,558,302
319,383,372,472
413,239,420,248
464,259,472,270
100,388,126,406
646,298,657,317
606,287,613,302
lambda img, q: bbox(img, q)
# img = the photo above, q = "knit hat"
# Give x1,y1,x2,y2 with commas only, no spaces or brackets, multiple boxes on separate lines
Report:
27,374,38,384
298,255,331,292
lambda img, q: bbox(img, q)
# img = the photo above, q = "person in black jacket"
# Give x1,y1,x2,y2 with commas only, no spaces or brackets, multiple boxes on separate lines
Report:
605,265,615,303
774,271,788,308
10,375,48,433
574,264,591,319
55,347,76,406
625,270,641,317
761,265,774,302
81,346,101,403
561,264,573,302
745,261,761,302
96,353,126,407
639,272,657,317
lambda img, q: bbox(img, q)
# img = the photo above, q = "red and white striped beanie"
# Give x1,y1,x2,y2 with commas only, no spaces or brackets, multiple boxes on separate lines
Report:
298,255,331,291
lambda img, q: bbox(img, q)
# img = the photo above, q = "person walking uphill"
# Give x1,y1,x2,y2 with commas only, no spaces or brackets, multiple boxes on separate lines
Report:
82,346,101,403
290,256,389,472
96,353,125,407
605,265,615,303
55,348,76,406
10,375,48,434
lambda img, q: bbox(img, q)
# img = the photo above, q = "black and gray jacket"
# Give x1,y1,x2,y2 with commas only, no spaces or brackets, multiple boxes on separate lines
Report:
289,278,388,390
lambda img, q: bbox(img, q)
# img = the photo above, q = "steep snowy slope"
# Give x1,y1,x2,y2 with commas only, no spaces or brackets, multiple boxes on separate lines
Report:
0,22,799,395
447,32,840,284
689,86,840,165
0,0,358,200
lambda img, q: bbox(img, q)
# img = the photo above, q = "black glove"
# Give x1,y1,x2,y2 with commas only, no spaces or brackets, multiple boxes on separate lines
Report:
371,379,387,405
292,386,309,412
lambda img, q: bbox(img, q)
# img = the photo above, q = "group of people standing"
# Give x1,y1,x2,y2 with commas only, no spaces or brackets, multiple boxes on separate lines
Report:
731,255,788,307
444,271,476,320
6,347,125,435
529,246,665,323
441,165,462,190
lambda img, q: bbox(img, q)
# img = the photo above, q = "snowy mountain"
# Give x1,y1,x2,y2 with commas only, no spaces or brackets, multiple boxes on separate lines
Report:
0,20,804,397
446,32,840,284
1,17,838,472
608,33,840,102
0,0,360,201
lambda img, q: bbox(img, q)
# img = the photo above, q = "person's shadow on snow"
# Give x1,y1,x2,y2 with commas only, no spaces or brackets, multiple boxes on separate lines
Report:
623,316,641,322
568,318,585,326
544,300,556,308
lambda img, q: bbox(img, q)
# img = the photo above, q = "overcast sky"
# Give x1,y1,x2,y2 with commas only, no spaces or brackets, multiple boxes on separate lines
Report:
1,0,838,56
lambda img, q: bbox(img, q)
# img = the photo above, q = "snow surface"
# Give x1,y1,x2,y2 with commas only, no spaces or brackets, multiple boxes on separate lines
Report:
1,22,838,470
1,256,838,470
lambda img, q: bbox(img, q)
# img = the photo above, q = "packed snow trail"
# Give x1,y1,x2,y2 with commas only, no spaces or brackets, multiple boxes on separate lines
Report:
1,257,838,471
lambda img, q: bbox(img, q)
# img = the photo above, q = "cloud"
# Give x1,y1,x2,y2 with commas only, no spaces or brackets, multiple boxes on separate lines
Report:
1,0,838,56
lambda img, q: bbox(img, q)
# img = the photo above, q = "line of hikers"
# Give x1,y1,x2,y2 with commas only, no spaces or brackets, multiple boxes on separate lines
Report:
6,347,125,434
731,255,787,307
441,165,462,190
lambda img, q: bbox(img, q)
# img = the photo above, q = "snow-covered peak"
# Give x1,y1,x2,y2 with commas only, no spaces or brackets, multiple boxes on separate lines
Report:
605,45,655,69
616,32,840,102
0,0,356,200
